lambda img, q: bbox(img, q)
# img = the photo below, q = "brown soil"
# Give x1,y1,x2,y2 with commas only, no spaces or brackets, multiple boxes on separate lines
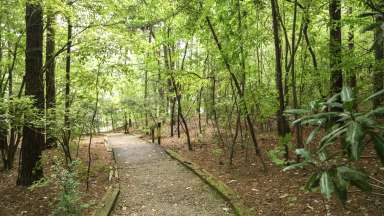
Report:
0,135,113,216
139,122,384,216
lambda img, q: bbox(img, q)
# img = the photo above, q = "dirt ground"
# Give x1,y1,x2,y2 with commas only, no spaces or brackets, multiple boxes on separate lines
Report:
0,135,113,216
109,134,235,216
140,122,384,216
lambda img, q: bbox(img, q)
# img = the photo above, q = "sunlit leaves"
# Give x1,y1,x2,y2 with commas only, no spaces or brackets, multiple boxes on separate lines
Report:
345,122,365,160
320,172,334,199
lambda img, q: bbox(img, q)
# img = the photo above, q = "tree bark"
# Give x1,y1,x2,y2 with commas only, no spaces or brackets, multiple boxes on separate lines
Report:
270,0,291,159
329,0,343,97
290,0,303,154
198,87,203,134
46,12,56,148
17,2,44,186
348,7,357,109
62,19,72,163
373,14,384,108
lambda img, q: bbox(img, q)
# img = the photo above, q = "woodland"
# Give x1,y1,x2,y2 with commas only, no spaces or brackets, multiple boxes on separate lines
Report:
0,0,384,215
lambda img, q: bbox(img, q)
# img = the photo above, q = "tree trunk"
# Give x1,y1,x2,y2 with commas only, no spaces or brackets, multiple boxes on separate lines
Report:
144,68,148,127
205,15,265,170
172,79,192,151
373,15,384,108
17,2,44,186
110,111,115,131
303,16,323,97
177,101,181,138
348,7,357,109
290,0,303,154
329,0,343,97
270,0,290,159
62,19,72,163
124,112,128,134
198,87,203,134
45,12,56,148
170,97,175,136
0,16,5,169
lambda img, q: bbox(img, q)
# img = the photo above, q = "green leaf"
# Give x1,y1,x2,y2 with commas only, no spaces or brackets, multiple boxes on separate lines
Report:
295,112,340,125
341,86,354,103
361,22,382,32
295,148,311,160
323,102,343,109
366,107,384,117
283,162,307,172
306,126,321,145
357,115,377,128
320,171,334,199
337,166,371,192
319,124,349,151
327,93,340,103
319,151,328,162
358,12,379,18
372,134,384,165
284,109,309,115
345,122,365,160
364,89,384,102
334,171,348,204
305,173,320,191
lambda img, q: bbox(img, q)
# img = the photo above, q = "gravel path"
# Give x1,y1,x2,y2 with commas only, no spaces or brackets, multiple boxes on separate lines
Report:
109,134,235,216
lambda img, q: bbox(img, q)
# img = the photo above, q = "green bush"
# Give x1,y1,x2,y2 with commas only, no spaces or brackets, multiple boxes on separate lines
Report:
285,87,384,204
52,159,89,216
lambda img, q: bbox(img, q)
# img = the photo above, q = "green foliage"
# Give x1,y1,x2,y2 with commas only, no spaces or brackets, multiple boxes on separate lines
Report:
268,133,293,166
29,177,50,191
212,147,224,159
284,87,384,203
52,158,89,216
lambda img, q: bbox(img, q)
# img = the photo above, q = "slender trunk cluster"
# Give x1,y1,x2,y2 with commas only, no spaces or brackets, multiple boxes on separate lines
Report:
270,0,291,159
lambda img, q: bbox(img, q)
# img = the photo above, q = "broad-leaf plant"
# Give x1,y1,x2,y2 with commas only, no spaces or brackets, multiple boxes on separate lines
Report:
285,87,384,203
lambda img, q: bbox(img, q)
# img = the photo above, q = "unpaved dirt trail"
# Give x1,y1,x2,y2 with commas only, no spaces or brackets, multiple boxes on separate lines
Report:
109,134,235,216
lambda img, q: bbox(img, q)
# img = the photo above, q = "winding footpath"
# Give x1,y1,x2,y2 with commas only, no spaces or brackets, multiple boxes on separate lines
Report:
109,134,235,216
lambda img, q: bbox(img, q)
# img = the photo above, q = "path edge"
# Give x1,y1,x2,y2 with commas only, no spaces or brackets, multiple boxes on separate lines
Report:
164,149,255,216
93,136,120,216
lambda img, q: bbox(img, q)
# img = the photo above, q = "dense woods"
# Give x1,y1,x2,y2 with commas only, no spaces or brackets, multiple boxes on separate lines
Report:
0,0,384,215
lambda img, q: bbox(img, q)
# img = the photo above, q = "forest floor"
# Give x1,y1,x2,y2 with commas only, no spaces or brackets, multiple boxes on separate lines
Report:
137,122,384,216
0,135,114,216
108,133,235,216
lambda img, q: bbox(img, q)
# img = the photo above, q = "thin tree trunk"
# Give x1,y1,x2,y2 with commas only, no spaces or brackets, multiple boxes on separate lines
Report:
86,64,101,191
170,97,175,136
46,11,56,148
177,104,181,138
198,87,203,134
270,0,290,159
303,16,323,97
144,68,148,127
0,19,6,169
172,78,192,151
62,19,72,163
205,15,266,170
291,0,303,154
230,111,241,166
